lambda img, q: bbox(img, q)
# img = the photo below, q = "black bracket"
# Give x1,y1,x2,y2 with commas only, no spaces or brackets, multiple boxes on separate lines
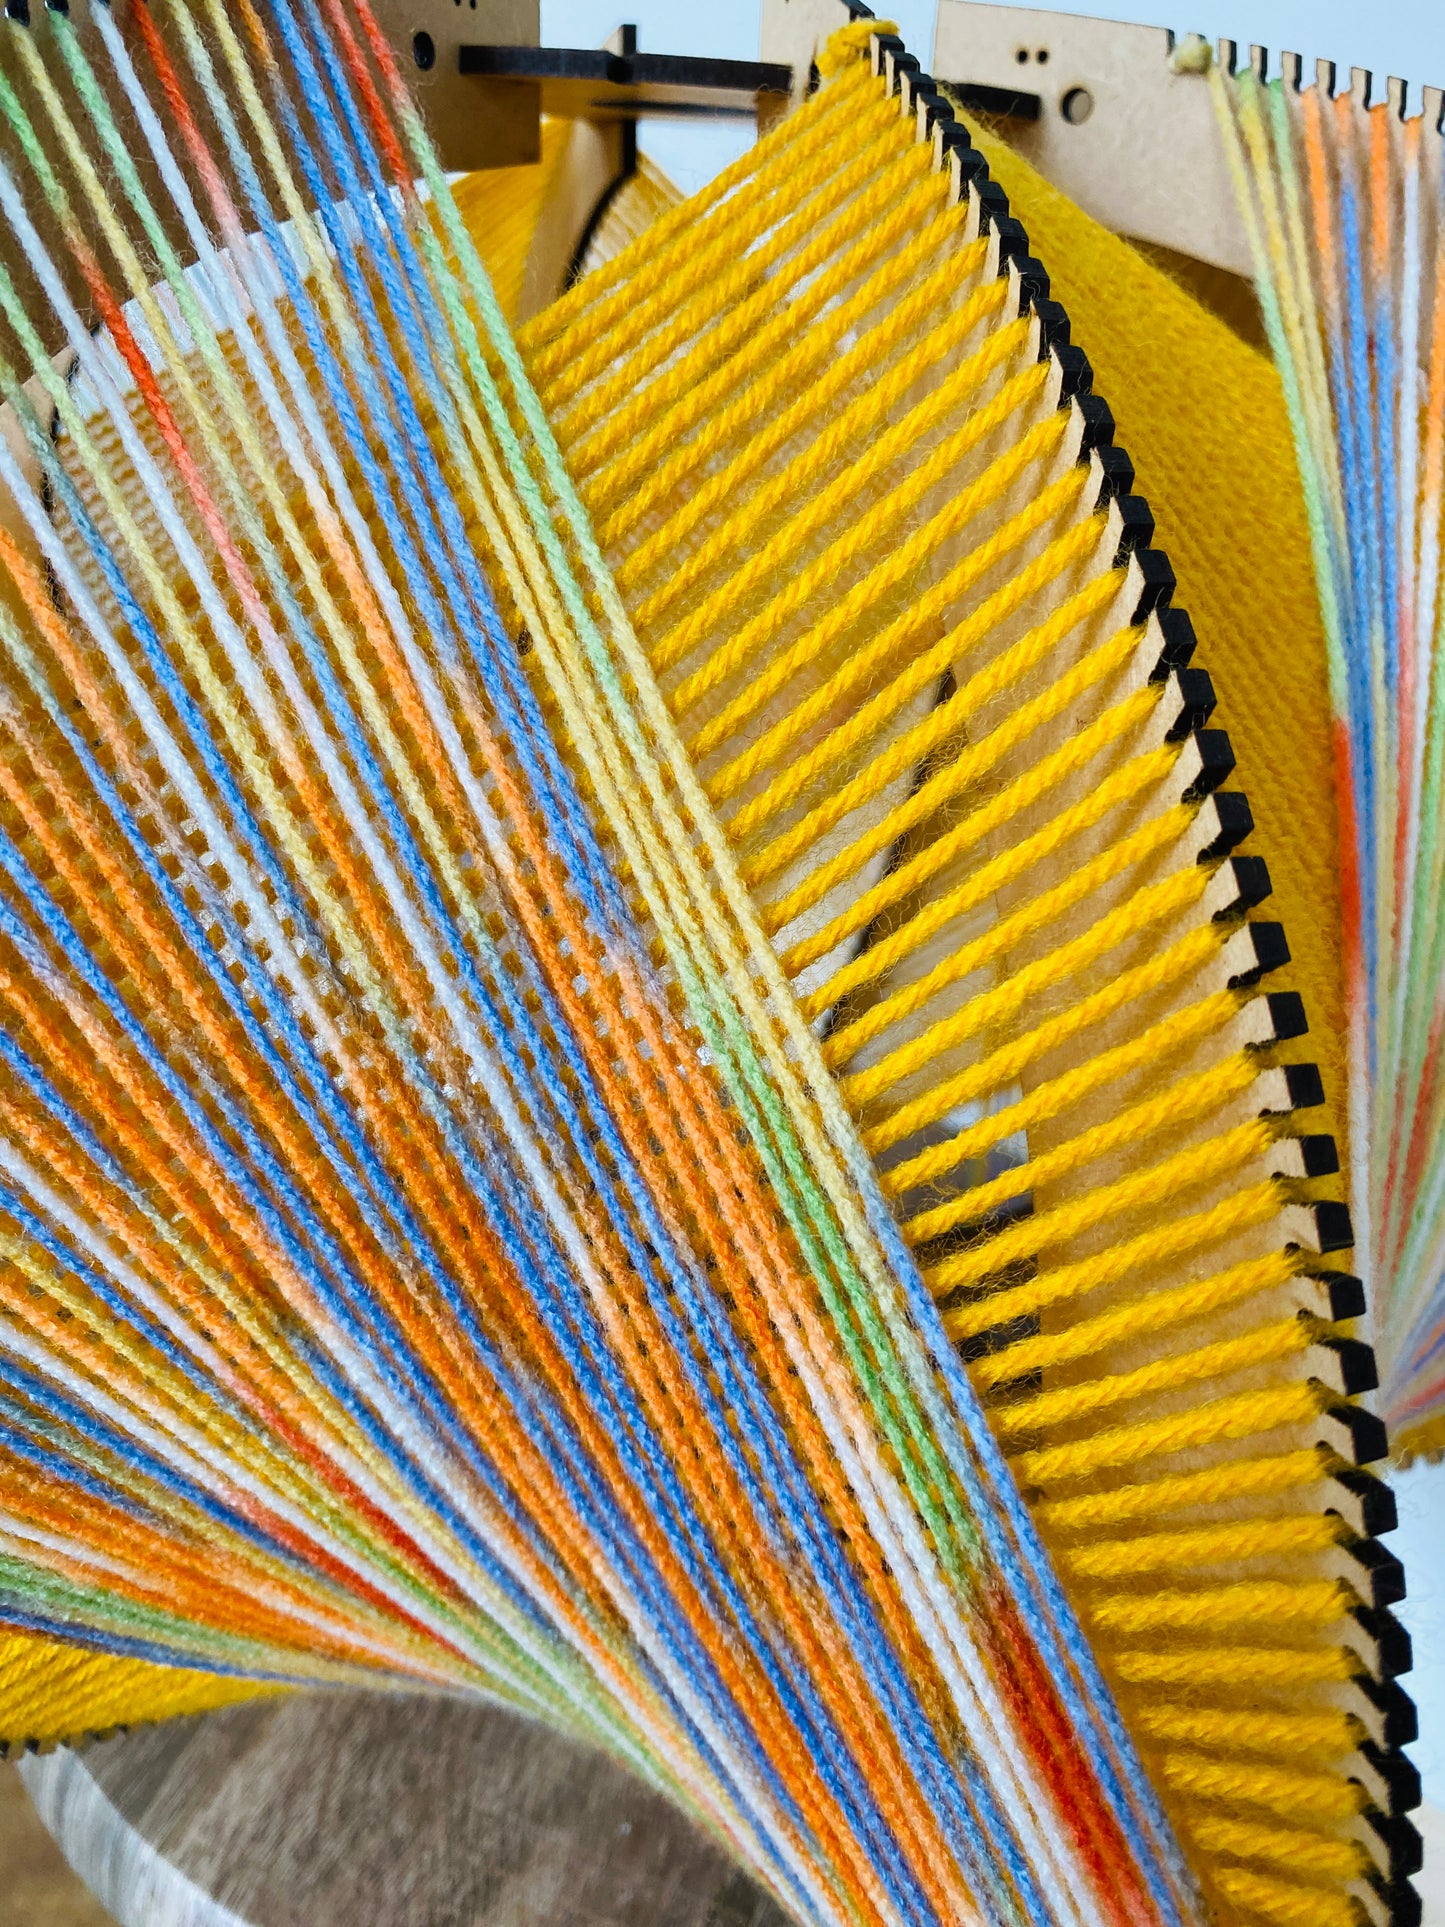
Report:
459,39,793,120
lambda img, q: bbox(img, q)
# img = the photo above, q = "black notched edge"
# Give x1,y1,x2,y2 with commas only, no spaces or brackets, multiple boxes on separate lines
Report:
1195,789,1253,857
1262,987,1308,1038
1354,1674,1419,1749
1360,1808,1424,1883
1388,1881,1425,1927
1131,548,1176,619
1354,1606,1413,1677
1331,1401,1389,1465
1316,1332,1379,1396
1224,918,1289,986
1345,1533,1405,1604
1213,850,1271,912
971,177,1010,233
1360,1740,1422,1815
1311,1270,1367,1319
1094,443,1134,504
1180,728,1235,801
861,24,1416,1909
1282,1062,1326,1110
1113,493,1155,558
1152,606,1196,677
1075,390,1115,452
1332,1468,1396,1539
1165,665,1217,741
1310,1197,1355,1252
1296,1130,1341,1176
1032,298,1069,356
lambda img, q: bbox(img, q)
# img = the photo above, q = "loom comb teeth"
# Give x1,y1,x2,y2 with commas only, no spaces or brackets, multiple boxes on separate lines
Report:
0,1,1431,1919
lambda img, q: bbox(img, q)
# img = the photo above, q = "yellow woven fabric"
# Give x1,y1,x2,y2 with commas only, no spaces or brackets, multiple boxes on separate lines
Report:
0,1633,275,1749
973,126,1349,1156
448,121,573,322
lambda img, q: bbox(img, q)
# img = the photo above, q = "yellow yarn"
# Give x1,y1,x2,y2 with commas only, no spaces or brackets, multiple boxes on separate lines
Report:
1037,1449,1337,1535
779,737,1175,976
870,923,1226,1169
760,642,1154,944
1086,1577,1350,1640
730,515,1108,841
1208,1860,1362,1927
642,299,1020,643
992,1314,1310,1440
711,457,1086,799
543,96,901,413
1133,1701,1359,1762
967,1246,1296,1390
1058,1514,1344,1582
886,986,1239,1201
823,799,1191,1071
667,360,1057,704
816,19,898,76
1110,1646,1357,1691
582,141,942,508
1396,1408,1445,1463
971,123,1347,1154
1015,1383,1329,1488
1155,1748,1366,1826
0,1633,277,1751
944,1183,1282,1344
800,731,1168,1010
849,860,1210,1115
1179,1808,1368,1885
605,212,982,559
520,54,873,360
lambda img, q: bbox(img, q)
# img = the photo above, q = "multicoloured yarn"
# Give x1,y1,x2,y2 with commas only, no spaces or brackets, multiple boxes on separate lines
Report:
0,2,1208,1921
517,26,1415,1922
1213,58,1445,1453
0,1,1419,1921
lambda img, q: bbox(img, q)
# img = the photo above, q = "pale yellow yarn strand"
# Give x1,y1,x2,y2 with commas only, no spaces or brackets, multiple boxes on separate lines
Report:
599,205,979,554
900,1052,1262,1249
702,458,1089,786
520,53,875,357
822,802,1192,1072
721,515,1109,833
942,1184,1282,1340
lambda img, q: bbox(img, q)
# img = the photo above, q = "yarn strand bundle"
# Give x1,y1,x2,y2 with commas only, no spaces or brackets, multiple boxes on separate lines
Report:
1214,58,1445,1455
0,4,1422,1922
0,3,1200,1922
